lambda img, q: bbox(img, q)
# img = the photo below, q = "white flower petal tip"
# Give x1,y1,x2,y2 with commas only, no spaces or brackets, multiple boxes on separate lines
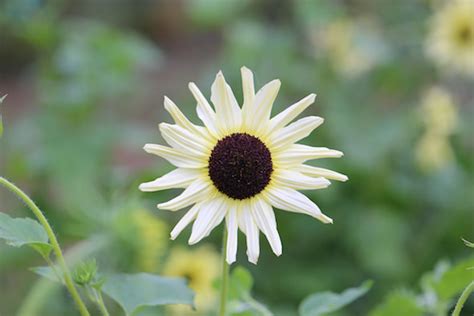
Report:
247,253,259,265
138,182,152,192
316,213,333,224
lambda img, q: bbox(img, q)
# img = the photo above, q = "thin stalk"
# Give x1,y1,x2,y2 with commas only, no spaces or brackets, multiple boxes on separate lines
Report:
0,177,90,316
219,226,229,316
452,281,474,316
95,290,110,316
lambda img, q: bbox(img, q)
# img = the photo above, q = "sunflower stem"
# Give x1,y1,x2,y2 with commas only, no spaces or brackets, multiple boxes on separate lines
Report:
219,226,229,316
0,177,90,316
452,281,474,316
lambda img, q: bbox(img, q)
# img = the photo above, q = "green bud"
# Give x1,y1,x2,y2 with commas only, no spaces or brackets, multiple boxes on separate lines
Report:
73,259,98,286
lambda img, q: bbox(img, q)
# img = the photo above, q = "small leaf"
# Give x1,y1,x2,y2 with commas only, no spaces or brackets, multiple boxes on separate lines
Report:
0,94,6,138
462,238,474,248
299,280,373,316
102,273,194,316
229,266,254,300
433,257,474,300
31,266,63,283
0,213,52,256
368,290,423,316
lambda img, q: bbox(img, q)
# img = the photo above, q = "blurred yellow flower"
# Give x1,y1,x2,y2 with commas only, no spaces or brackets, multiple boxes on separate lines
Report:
314,18,389,77
131,209,169,272
420,87,458,135
163,245,220,315
426,0,474,76
416,132,454,172
416,87,458,172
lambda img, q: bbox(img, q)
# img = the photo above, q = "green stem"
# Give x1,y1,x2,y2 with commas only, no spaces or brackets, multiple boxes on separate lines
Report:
0,177,90,316
95,290,110,316
452,281,474,316
219,226,229,316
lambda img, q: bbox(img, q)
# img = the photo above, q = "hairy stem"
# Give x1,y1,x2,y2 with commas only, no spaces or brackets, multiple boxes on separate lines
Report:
0,177,90,316
452,281,474,316
219,226,229,316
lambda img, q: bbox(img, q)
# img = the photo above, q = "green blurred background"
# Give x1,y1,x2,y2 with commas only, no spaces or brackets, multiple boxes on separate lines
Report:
1,0,473,315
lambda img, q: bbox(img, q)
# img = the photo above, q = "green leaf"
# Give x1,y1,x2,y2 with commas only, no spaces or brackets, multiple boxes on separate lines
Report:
0,212,52,257
368,290,423,316
299,280,373,316
462,238,474,248
30,266,63,283
0,94,6,138
226,266,273,316
433,257,474,300
102,273,194,316
229,266,254,300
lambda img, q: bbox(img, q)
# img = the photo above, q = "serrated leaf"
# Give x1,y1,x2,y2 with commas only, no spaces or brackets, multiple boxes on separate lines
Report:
299,280,373,316
102,273,194,316
0,213,51,256
433,257,474,300
368,290,423,316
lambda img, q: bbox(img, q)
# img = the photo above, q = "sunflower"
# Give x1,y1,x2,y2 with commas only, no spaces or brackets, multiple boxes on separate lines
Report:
163,246,220,314
426,0,474,76
139,67,346,264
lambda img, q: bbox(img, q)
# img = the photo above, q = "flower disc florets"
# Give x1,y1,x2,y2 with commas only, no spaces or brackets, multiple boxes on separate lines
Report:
208,133,272,200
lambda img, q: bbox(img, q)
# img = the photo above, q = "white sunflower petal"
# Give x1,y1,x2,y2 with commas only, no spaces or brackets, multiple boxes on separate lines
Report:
189,197,226,245
239,203,260,264
263,186,333,224
247,79,281,133
163,96,214,142
275,144,343,166
189,82,220,137
211,71,242,134
296,164,349,182
170,203,201,240
241,66,255,127
273,170,331,190
251,198,282,256
158,178,211,211
269,116,324,150
159,123,211,157
267,93,316,133
144,144,207,168
226,204,239,264
139,168,203,192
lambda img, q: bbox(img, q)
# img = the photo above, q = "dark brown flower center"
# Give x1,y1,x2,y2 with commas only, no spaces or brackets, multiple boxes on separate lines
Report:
208,133,273,200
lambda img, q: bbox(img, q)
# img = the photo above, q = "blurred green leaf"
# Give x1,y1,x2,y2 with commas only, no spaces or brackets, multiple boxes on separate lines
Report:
227,266,273,316
299,280,372,316
102,273,194,316
0,212,52,257
433,257,474,300
229,266,254,299
369,291,423,316
30,265,62,283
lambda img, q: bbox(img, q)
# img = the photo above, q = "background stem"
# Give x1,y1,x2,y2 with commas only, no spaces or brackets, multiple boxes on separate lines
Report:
0,177,90,316
452,281,474,316
219,226,229,316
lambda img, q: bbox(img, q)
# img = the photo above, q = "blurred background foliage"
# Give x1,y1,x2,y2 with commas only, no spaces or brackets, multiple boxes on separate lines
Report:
0,0,473,315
